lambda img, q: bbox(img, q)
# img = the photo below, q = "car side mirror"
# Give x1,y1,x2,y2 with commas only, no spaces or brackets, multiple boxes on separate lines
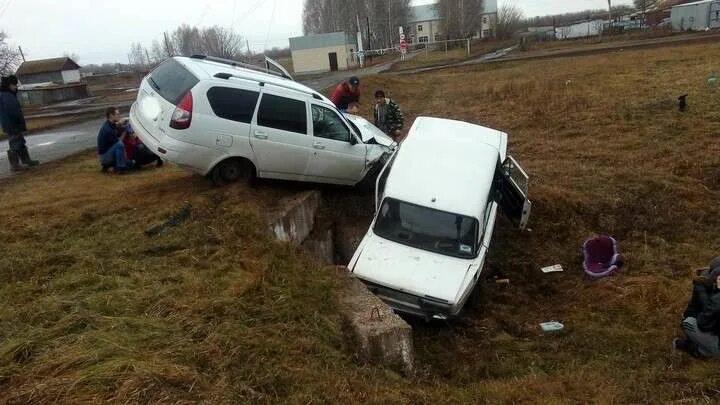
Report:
349,135,358,145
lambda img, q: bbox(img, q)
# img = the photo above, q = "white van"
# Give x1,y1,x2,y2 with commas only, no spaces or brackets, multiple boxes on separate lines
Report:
129,56,395,185
348,117,531,320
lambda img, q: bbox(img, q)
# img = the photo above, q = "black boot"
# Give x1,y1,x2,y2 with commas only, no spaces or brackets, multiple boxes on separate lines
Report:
19,148,39,167
7,150,24,172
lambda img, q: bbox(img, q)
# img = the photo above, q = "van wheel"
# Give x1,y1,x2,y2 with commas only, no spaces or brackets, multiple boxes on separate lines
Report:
211,159,255,186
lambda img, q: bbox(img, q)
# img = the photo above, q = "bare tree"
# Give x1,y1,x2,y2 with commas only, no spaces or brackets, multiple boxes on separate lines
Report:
0,32,22,76
439,0,484,39
496,2,524,39
302,0,411,49
128,43,143,66
633,0,657,26
201,26,245,59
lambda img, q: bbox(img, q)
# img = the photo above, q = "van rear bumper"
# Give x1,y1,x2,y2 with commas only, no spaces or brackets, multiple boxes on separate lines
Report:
129,104,218,175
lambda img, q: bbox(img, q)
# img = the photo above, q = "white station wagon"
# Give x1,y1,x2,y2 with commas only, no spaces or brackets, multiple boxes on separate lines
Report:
348,117,531,320
129,55,395,185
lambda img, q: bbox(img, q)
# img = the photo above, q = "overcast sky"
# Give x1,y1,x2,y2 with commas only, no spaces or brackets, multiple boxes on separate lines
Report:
0,0,632,65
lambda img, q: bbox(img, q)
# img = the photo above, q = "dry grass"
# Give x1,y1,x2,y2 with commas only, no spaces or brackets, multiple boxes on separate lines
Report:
2,41,720,403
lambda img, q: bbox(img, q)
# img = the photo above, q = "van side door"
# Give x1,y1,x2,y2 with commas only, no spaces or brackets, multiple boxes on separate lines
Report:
306,104,367,184
250,92,312,178
494,155,532,230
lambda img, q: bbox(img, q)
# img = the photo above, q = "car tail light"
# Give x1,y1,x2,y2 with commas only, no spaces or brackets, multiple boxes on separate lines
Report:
169,91,193,129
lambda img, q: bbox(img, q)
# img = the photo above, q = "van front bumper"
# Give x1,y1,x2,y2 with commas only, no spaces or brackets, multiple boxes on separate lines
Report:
358,279,458,321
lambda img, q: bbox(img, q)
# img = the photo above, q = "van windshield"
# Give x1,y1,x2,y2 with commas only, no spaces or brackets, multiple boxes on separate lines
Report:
373,198,478,259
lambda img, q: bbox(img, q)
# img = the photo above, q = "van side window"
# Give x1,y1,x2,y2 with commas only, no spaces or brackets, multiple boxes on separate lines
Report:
207,87,259,123
257,94,307,134
311,105,351,142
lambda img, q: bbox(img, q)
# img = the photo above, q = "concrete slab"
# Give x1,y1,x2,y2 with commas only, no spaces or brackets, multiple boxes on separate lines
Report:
268,190,322,245
337,268,414,374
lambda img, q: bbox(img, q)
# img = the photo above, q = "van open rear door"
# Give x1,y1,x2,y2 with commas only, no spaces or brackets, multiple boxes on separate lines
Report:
495,156,532,230
265,57,293,80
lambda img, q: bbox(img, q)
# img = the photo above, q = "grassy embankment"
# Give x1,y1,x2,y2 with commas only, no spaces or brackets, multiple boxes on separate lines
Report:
2,41,720,402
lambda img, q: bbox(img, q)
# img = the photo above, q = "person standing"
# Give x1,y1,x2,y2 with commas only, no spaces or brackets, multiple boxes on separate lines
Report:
373,90,404,141
97,107,130,174
330,76,361,112
0,75,38,171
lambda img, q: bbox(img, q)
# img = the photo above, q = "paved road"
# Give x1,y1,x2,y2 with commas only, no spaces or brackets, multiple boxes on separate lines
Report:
0,119,104,179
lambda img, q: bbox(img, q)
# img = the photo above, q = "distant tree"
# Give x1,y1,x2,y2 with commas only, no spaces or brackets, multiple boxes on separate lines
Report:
133,25,246,67
128,43,147,67
438,0,484,39
496,2,524,39
302,0,411,49
0,32,22,76
201,26,245,59
633,0,657,25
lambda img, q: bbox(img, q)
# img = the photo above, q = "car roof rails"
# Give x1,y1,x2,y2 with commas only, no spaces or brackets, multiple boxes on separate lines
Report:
212,72,325,101
190,54,287,79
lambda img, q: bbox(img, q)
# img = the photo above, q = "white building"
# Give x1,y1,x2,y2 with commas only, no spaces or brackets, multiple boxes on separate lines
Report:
408,1,498,45
671,0,720,31
480,0,498,38
289,32,359,75
408,4,444,44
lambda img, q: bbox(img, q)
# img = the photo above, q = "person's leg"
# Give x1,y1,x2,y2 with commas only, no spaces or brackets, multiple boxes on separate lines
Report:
111,142,128,171
133,144,159,167
6,133,25,171
682,317,720,358
16,134,38,166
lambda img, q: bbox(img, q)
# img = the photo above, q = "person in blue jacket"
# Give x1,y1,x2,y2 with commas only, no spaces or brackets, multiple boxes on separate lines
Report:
0,75,38,171
97,106,130,173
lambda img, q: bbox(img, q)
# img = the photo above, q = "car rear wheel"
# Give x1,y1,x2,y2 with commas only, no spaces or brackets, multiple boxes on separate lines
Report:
210,159,255,186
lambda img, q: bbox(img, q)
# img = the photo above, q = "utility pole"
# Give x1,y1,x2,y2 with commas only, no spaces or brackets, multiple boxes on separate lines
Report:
388,1,392,48
246,38,251,62
607,0,613,34
145,47,151,65
163,32,173,57
17,46,25,62
366,16,371,50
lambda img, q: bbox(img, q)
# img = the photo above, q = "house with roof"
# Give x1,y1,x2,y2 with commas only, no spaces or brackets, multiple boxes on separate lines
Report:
408,4,444,45
16,57,81,85
408,1,498,45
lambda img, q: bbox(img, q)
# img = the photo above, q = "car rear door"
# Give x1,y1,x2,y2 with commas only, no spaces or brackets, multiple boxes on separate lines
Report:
250,92,312,177
307,104,367,183
495,155,532,230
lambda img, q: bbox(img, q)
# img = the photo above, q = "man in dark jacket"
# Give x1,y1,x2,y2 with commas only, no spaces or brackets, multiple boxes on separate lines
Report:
0,75,38,171
97,106,129,173
674,257,720,358
373,90,404,141
330,76,360,111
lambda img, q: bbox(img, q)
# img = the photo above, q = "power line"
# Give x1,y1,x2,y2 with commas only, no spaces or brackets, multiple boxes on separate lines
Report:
264,0,277,52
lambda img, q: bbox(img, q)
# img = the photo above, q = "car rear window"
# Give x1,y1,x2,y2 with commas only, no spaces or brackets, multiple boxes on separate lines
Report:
257,94,307,134
207,87,259,124
148,58,199,105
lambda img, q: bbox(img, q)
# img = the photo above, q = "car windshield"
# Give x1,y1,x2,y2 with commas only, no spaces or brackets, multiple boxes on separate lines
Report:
373,198,478,259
